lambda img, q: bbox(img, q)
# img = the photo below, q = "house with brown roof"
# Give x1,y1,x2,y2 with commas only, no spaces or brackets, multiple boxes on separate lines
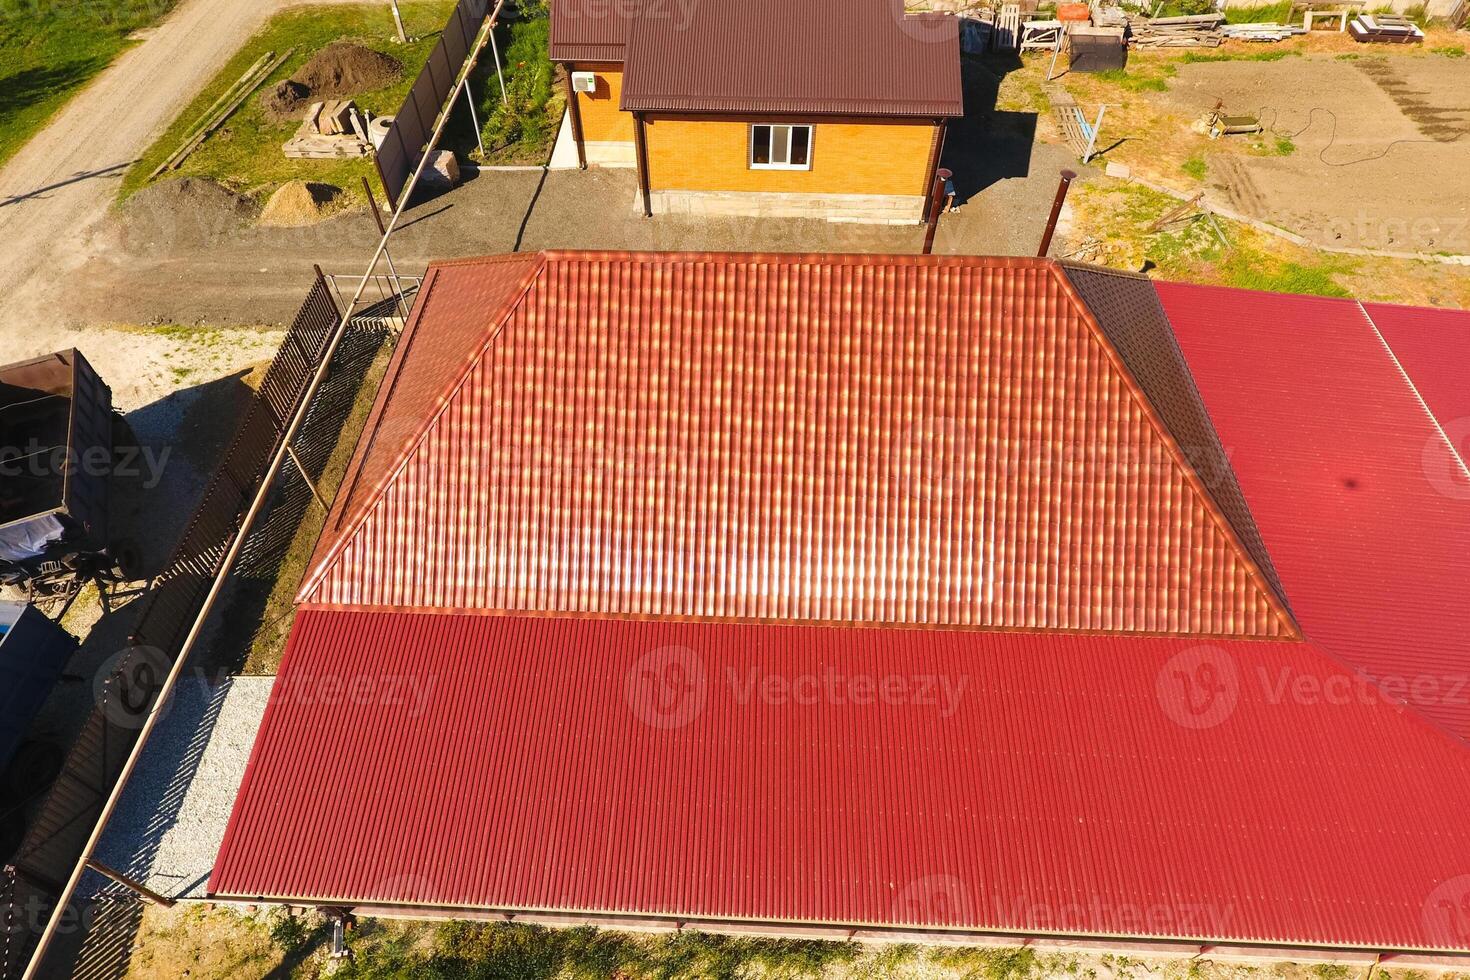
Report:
549,0,963,222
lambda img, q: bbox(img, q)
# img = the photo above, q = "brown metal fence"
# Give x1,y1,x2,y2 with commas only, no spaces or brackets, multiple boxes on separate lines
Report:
374,0,491,208
0,275,341,979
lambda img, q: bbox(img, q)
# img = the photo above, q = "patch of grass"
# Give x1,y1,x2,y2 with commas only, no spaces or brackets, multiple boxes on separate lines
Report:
1272,134,1295,155
1181,155,1207,180
1095,66,1173,92
0,0,176,171
1181,48,1300,63
1335,52,1361,60
463,0,563,165
1223,1,1293,23
1219,253,1351,296
1431,44,1466,57
120,1,455,204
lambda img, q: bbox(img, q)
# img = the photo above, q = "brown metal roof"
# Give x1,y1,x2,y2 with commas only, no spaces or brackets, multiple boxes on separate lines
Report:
619,0,963,117
548,0,634,63
300,250,1293,639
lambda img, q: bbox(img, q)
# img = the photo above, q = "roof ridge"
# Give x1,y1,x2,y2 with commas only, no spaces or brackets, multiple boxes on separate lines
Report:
1046,263,1300,639
298,254,547,604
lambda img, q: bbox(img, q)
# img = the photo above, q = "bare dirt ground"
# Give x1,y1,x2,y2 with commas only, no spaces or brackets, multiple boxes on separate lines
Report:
1161,54,1470,252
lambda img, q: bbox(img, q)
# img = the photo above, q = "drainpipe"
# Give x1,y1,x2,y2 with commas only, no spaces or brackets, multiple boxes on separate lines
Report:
561,64,587,170
921,118,949,221
922,167,953,256
634,111,652,218
1037,168,1077,258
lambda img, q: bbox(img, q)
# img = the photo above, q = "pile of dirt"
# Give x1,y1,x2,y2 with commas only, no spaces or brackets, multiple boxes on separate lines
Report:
256,180,343,227
260,43,403,121
114,177,259,251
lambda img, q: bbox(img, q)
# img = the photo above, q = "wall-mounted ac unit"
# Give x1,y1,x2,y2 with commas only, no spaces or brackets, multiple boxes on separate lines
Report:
571,72,597,93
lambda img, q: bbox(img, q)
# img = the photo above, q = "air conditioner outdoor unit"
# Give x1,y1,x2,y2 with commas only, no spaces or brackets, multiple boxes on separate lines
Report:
571,72,597,93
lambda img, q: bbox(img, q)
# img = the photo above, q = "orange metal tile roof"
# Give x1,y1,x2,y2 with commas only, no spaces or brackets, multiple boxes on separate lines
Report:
301,252,1294,639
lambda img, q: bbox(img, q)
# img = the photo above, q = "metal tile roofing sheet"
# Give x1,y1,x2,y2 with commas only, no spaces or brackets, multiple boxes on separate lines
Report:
1156,282,1470,744
210,608,1470,951
1362,301,1470,445
302,253,1291,639
548,0,633,62
618,0,963,117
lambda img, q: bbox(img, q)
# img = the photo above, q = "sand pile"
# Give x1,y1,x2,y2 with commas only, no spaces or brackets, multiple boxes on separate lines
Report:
256,181,342,227
261,43,403,121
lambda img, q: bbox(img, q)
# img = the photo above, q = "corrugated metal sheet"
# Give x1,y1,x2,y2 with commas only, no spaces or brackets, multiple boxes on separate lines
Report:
301,252,1293,639
1361,301,1470,443
548,0,632,62
1157,282,1470,745
211,608,1470,951
619,0,963,117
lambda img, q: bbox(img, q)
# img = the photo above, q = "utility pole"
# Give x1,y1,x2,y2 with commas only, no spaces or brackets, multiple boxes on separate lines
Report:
389,0,408,43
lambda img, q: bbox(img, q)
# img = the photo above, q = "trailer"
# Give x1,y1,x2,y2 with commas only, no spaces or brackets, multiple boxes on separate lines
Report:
0,350,129,612
0,600,77,859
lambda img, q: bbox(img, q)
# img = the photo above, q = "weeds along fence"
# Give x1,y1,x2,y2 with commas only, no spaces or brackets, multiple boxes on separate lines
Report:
0,275,349,980
375,0,494,208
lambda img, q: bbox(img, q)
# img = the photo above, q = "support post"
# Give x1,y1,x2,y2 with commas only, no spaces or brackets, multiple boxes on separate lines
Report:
1037,168,1077,258
464,85,486,156
633,112,652,218
488,23,507,104
562,65,587,170
286,443,330,513
922,167,953,256
1081,104,1106,164
84,860,175,908
360,178,410,318
389,0,408,43
1046,23,1068,81
921,118,948,217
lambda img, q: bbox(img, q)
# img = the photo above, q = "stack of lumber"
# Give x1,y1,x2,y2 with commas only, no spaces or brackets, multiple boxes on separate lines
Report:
283,100,371,159
1221,21,1306,40
1348,13,1425,41
1129,12,1224,46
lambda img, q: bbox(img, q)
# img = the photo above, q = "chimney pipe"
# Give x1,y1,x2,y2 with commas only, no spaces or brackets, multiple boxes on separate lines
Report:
1037,169,1077,259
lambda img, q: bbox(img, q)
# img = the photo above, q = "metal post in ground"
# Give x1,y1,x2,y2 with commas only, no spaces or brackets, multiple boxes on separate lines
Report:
465,84,486,156
359,177,411,320
389,0,408,42
83,860,175,908
1038,169,1077,258
489,23,507,104
1082,104,1106,163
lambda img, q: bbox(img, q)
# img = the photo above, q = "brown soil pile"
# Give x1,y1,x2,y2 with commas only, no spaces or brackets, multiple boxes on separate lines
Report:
115,177,259,251
260,43,403,121
256,180,343,227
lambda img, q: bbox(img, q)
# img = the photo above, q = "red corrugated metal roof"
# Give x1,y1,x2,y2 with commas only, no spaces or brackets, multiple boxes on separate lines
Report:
301,252,1293,639
618,0,962,117
1362,301,1470,452
210,607,1470,952
1157,283,1470,745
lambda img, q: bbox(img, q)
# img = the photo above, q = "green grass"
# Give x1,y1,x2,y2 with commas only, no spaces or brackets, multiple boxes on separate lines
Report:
462,1,563,165
1432,44,1466,57
1095,65,1175,92
1223,1,1293,23
1181,48,1301,63
1220,253,1351,296
1273,134,1296,155
0,0,176,171
120,1,455,203
1181,155,1207,180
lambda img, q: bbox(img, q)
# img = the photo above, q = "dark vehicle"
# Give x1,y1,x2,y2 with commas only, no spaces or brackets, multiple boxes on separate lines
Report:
0,600,76,860
0,350,127,610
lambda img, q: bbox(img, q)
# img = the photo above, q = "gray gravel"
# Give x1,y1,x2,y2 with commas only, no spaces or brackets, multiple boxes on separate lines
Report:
92,674,274,900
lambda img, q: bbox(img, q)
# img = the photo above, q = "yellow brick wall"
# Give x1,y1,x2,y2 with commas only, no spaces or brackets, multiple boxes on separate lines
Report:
570,63,634,143
643,115,938,196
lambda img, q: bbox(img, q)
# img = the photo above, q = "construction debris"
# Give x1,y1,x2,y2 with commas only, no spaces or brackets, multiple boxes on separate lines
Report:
283,100,371,159
418,150,461,192
1129,13,1225,47
1349,13,1425,41
1221,21,1306,40
1201,100,1263,138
